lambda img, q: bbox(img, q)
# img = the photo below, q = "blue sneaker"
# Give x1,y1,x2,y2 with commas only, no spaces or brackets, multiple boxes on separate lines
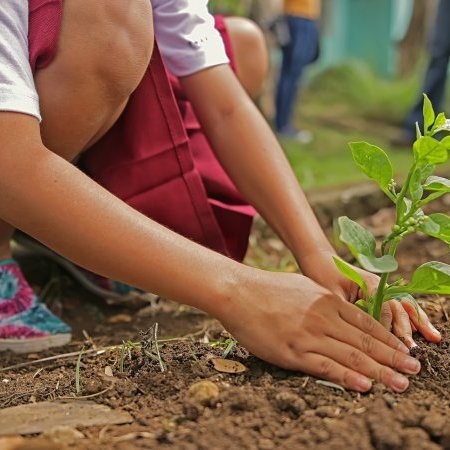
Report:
0,260,71,353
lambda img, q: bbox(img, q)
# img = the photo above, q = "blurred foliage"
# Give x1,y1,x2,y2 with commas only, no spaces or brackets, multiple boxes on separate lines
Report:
277,60,449,190
307,60,420,125
209,0,251,15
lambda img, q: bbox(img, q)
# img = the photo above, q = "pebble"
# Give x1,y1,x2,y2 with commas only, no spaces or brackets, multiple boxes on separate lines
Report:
274,391,307,415
187,380,219,406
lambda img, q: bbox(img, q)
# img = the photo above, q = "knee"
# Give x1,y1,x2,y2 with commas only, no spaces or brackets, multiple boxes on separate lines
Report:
94,0,154,99
225,17,269,98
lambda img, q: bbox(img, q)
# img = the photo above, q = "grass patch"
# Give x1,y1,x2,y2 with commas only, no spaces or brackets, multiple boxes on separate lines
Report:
281,60,449,190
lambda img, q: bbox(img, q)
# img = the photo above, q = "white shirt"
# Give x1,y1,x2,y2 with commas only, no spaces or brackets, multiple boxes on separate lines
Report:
0,0,229,122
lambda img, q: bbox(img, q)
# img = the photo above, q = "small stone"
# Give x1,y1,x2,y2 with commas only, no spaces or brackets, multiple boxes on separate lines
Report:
274,391,307,416
383,393,396,408
315,406,339,418
187,380,219,406
43,426,85,445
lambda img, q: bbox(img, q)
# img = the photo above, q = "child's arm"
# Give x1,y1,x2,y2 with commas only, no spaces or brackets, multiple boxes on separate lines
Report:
180,65,353,290
0,112,417,392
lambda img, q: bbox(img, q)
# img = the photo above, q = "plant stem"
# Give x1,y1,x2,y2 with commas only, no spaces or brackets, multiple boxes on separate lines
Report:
372,241,399,321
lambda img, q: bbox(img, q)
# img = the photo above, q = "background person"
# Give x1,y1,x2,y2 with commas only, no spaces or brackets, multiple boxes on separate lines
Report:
400,0,450,143
274,0,321,142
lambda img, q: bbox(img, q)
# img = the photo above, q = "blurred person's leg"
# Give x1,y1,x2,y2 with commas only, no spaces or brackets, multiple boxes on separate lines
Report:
275,16,319,137
402,0,450,141
404,54,450,139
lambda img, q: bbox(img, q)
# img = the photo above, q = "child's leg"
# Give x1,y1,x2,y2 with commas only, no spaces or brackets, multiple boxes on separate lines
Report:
223,17,268,99
1,0,154,352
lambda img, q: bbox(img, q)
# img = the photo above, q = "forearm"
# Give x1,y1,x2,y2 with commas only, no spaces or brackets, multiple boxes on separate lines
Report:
181,66,335,273
0,121,241,318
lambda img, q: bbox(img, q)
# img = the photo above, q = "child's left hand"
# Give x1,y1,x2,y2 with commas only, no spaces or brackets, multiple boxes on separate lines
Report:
301,251,442,348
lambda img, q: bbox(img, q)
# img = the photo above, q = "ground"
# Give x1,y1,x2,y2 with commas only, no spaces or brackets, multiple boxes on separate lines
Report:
0,197,449,450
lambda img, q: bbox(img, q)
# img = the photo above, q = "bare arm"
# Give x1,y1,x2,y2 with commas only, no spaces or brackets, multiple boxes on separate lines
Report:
180,65,335,277
0,113,238,318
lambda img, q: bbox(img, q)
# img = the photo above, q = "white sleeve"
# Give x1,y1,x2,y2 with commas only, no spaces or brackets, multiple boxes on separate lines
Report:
0,1,40,121
152,0,230,77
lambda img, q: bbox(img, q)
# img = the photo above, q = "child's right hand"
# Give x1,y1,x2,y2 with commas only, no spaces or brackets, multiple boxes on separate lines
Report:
219,269,421,393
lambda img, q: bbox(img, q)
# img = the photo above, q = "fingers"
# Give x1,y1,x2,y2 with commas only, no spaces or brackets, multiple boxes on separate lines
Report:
380,302,393,330
326,321,421,381
298,353,372,392
338,301,409,354
317,337,418,393
401,300,441,343
389,300,416,348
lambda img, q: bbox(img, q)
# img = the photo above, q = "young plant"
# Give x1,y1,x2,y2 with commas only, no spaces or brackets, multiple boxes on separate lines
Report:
334,95,450,321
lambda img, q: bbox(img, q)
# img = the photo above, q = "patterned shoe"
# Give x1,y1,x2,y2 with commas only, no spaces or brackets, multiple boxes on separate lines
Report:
0,260,71,354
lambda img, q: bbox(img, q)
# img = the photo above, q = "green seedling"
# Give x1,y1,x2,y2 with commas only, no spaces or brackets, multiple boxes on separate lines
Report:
334,95,450,321
75,346,85,395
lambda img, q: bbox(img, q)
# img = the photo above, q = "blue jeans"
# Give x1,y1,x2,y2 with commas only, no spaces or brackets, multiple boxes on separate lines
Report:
275,16,319,132
404,0,450,138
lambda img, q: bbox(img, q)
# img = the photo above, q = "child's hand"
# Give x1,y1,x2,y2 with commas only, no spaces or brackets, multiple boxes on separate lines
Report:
298,251,441,348
219,269,420,393
380,299,442,348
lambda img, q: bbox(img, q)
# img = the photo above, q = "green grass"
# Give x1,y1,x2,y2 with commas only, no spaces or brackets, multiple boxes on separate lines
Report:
281,61,449,190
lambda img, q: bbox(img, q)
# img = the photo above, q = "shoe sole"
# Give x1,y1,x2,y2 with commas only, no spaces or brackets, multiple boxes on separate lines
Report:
0,333,72,354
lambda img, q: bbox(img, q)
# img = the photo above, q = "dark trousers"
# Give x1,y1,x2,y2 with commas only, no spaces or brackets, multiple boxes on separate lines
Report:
404,0,450,138
275,16,319,132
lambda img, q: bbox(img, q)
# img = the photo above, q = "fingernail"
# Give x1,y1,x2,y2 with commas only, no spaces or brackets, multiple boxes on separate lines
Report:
356,378,372,392
392,374,409,392
398,342,410,354
404,336,417,349
403,358,421,374
431,325,441,337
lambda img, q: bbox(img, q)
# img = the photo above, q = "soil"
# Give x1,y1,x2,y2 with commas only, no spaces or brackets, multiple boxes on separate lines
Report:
0,203,449,450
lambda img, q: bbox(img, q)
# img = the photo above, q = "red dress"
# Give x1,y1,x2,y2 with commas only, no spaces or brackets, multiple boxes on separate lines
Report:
28,0,255,262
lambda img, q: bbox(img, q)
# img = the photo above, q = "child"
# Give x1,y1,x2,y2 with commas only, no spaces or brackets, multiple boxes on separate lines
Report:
0,0,440,393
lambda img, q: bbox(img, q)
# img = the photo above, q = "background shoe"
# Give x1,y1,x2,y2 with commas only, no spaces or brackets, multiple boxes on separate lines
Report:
0,260,71,353
277,125,313,144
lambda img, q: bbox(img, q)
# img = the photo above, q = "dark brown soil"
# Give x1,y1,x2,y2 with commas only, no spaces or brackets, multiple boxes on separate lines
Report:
0,203,449,450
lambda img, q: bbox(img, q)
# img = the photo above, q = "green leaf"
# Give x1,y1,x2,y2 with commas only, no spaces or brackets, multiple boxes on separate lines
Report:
419,213,450,245
441,135,450,150
423,176,450,193
388,262,450,295
413,136,448,165
358,254,398,273
354,299,369,313
423,94,435,133
333,257,368,296
398,197,412,219
409,167,424,202
419,163,436,181
349,142,393,193
338,216,376,258
433,112,447,131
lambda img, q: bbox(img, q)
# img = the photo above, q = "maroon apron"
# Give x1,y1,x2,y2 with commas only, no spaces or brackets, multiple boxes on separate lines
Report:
28,1,255,262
